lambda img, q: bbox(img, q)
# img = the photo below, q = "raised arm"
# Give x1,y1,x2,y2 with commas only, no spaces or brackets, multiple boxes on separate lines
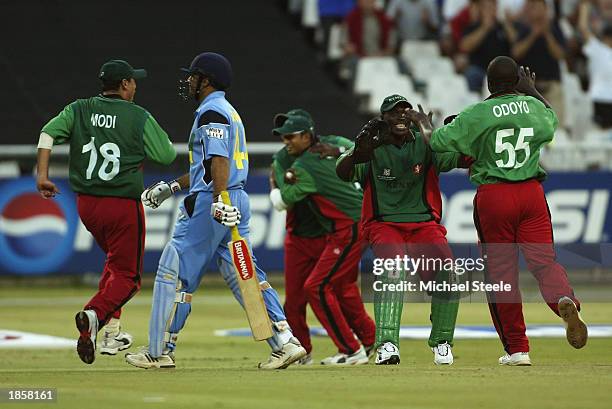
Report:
578,1,592,42
516,66,552,109
405,105,434,145
336,119,380,181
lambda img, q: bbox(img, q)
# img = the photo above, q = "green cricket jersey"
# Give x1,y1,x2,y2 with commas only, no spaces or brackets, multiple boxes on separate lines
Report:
41,96,176,199
430,94,558,186
340,131,463,224
277,135,360,233
273,146,325,238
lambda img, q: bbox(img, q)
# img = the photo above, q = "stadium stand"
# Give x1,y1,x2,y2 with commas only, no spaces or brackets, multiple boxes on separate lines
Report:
285,0,612,170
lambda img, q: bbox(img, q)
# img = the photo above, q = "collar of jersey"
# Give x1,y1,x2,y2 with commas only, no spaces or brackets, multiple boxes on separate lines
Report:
198,90,226,109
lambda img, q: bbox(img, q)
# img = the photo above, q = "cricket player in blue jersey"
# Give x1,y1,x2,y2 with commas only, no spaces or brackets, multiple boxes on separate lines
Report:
125,52,306,370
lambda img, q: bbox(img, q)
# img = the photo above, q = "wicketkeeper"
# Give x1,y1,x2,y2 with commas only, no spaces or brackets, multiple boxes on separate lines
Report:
337,95,473,365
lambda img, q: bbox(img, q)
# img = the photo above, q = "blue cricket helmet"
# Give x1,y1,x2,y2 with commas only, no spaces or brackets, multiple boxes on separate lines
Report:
181,52,232,89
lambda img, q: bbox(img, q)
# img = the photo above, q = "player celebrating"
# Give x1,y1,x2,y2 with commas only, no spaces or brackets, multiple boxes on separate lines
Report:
270,110,376,365
409,56,588,365
125,52,306,370
337,95,472,365
36,59,177,364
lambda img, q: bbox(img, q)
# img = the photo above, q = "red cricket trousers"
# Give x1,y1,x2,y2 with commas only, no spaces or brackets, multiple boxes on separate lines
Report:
289,224,375,355
77,194,145,327
473,180,579,354
363,220,454,285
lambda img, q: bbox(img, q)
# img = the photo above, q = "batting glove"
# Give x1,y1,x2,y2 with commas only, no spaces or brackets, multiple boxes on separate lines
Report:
211,195,242,227
141,180,181,209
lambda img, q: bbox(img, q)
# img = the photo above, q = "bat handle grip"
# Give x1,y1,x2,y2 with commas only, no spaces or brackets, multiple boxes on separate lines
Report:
220,190,241,241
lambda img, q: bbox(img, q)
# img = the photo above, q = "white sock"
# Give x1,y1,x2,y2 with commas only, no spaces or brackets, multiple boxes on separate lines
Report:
104,318,120,337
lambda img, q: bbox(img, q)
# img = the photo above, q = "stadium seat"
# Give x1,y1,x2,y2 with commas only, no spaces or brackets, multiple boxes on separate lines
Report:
400,40,439,63
354,57,401,95
562,72,594,137
366,76,425,114
409,57,456,83
327,23,343,61
0,161,20,178
301,0,319,28
426,75,476,119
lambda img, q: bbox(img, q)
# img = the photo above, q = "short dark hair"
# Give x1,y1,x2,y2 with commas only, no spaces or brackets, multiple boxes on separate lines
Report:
487,56,519,94
101,79,122,92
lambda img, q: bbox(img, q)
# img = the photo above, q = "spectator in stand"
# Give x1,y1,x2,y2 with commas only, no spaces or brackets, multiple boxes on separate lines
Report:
511,0,566,125
450,0,479,47
339,0,397,81
386,0,440,41
460,0,516,91
579,1,612,128
444,0,526,22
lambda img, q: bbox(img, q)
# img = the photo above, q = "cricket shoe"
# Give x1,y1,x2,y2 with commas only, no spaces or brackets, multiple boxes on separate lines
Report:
498,352,531,366
258,338,307,370
295,353,313,366
100,331,133,355
558,296,588,349
320,346,369,366
125,347,175,369
75,310,98,364
364,343,376,358
432,342,454,365
375,342,400,365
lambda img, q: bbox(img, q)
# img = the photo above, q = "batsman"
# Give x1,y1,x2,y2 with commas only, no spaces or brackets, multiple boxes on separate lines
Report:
337,95,473,365
125,52,306,370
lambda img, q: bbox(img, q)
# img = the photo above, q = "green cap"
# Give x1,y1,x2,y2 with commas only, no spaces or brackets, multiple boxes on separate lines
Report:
272,114,312,136
380,94,412,113
273,108,314,129
99,59,147,82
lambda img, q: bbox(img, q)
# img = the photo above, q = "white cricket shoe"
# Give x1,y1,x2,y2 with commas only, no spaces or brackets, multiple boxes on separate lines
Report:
432,342,454,365
100,331,133,355
558,297,588,349
320,345,369,366
364,343,376,358
125,347,176,369
295,353,313,366
75,310,98,364
258,338,307,370
375,342,400,365
499,352,531,366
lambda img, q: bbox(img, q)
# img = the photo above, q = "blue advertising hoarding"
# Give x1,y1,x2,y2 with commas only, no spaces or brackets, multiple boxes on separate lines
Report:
0,171,610,275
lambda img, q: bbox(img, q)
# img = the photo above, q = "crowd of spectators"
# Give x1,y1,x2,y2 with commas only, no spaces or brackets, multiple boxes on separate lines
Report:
284,0,612,131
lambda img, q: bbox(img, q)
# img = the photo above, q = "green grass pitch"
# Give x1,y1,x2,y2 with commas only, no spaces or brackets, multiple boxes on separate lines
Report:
0,282,611,409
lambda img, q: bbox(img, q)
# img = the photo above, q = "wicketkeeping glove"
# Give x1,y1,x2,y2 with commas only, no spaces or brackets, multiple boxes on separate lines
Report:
353,118,386,162
211,195,242,227
141,180,181,209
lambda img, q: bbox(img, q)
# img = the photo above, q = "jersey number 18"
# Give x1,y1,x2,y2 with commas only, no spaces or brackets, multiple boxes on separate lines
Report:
82,137,121,181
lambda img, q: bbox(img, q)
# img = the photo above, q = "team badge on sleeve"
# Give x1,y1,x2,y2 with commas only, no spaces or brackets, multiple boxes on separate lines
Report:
206,126,226,140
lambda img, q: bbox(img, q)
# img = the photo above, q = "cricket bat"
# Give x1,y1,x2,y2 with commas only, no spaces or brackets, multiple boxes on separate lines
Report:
221,191,274,341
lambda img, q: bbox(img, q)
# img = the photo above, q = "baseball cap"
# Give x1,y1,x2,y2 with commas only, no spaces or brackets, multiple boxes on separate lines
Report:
272,115,312,136
273,108,314,129
380,94,413,113
99,59,147,82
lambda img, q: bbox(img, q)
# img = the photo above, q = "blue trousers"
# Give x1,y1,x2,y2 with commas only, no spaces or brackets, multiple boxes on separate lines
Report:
148,189,287,356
